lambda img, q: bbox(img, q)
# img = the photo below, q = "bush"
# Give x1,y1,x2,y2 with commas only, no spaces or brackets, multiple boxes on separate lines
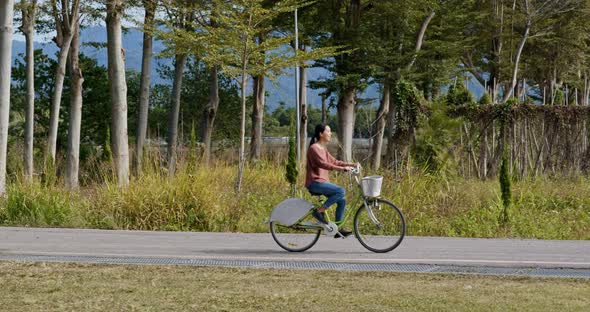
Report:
1,162,588,240
446,81,474,106
1,182,82,227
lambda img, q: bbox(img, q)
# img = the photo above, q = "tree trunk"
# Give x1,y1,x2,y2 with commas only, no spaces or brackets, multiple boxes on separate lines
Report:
236,71,248,193
65,23,83,189
492,0,504,88
135,0,156,176
299,65,308,161
502,21,530,103
406,11,435,71
235,15,251,193
0,0,14,197
478,121,488,179
22,1,36,182
47,40,75,165
250,74,264,161
385,88,397,168
337,86,356,162
107,0,130,187
371,82,390,170
200,66,219,166
47,0,80,165
166,54,187,176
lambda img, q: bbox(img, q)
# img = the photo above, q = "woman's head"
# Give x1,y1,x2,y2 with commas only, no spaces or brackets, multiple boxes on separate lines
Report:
310,124,331,146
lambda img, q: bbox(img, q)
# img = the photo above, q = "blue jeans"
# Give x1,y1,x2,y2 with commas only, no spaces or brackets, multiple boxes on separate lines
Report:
307,182,346,222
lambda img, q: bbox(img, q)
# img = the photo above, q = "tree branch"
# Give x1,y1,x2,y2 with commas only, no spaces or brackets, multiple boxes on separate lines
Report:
406,10,435,72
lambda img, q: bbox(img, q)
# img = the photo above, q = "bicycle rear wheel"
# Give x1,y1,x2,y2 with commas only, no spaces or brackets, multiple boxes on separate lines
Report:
270,214,321,252
354,198,405,253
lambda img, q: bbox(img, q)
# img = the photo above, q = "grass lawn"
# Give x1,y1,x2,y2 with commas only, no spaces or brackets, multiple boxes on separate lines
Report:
1,262,588,311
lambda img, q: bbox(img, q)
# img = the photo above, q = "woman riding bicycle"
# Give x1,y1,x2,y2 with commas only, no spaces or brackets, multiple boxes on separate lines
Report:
306,124,358,238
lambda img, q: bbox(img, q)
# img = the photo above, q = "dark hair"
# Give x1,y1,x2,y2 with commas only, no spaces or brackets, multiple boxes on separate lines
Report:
309,124,328,147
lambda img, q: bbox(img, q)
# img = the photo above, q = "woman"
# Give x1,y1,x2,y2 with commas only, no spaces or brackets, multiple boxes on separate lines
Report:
306,124,358,238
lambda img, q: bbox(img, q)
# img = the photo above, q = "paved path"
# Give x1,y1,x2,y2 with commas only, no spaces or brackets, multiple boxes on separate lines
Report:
1,227,589,271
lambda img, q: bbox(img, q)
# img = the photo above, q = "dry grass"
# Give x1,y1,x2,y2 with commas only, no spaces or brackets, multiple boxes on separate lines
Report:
1,162,590,240
1,262,589,311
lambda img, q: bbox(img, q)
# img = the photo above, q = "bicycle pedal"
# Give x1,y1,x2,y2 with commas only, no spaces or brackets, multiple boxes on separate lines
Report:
321,222,338,236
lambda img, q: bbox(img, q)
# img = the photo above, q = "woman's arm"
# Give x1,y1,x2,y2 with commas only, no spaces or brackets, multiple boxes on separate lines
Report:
310,146,346,171
326,151,355,168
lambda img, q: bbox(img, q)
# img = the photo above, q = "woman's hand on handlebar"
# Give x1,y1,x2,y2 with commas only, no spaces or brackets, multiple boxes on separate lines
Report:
342,166,355,172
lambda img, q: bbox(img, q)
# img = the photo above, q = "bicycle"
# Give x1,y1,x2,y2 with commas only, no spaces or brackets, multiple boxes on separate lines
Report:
268,164,406,253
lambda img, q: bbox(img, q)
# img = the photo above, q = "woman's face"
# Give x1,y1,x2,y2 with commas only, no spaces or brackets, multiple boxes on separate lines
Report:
320,126,332,142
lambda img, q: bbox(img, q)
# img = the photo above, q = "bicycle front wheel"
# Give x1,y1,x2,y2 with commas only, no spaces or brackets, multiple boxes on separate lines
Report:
270,215,321,252
354,198,406,253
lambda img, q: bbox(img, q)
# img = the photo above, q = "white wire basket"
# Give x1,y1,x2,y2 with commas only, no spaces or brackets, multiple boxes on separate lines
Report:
361,176,383,197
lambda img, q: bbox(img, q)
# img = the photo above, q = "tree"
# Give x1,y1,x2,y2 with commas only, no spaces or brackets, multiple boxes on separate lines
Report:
46,0,81,166
249,35,266,162
185,3,220,167
150,56,242,150
12,51,113,153
64,12,83,188
298,47,308,163
311,0,373,162
198,13,220,167
18,0,37,182
135,0,158,175
285,134,298,196
107,0,130,187
162,0,335,192
162,1,194,176
364,0,473,170
387,79,423,168
166,52,188,176
461,0,582,103
501,0,581,103
0,0,15,197
366,1,436,170
200,64,219,166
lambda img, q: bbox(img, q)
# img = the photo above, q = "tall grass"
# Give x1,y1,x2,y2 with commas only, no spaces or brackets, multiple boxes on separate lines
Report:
1,157,589,240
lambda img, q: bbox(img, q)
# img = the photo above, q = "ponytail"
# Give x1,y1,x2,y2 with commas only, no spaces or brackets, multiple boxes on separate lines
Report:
309,124,327,147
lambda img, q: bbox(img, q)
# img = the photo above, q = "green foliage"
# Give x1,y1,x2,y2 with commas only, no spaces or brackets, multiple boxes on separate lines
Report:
263,102,338,137
414,99,461,173
103,126,113,162
189,121,197,150
153,58,242,143
158,0,336,80
310,0,374,93
0,182,81,227
186,121,198,169
42,155,57,188
499,147,512,225
446,81,474,106
392,79,423,133
505,97,519,106
11,50,112,152
285,135,298,195
479,93,492,105
553,89,565,105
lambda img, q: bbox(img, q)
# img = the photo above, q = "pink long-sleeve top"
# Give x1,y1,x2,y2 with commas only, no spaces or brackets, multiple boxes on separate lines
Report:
305,143,348,187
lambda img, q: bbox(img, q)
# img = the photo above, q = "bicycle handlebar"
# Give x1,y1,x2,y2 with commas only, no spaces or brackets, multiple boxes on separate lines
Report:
349,163,361,176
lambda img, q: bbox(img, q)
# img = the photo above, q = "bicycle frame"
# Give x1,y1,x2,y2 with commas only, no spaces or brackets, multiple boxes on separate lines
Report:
291,166,381,230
